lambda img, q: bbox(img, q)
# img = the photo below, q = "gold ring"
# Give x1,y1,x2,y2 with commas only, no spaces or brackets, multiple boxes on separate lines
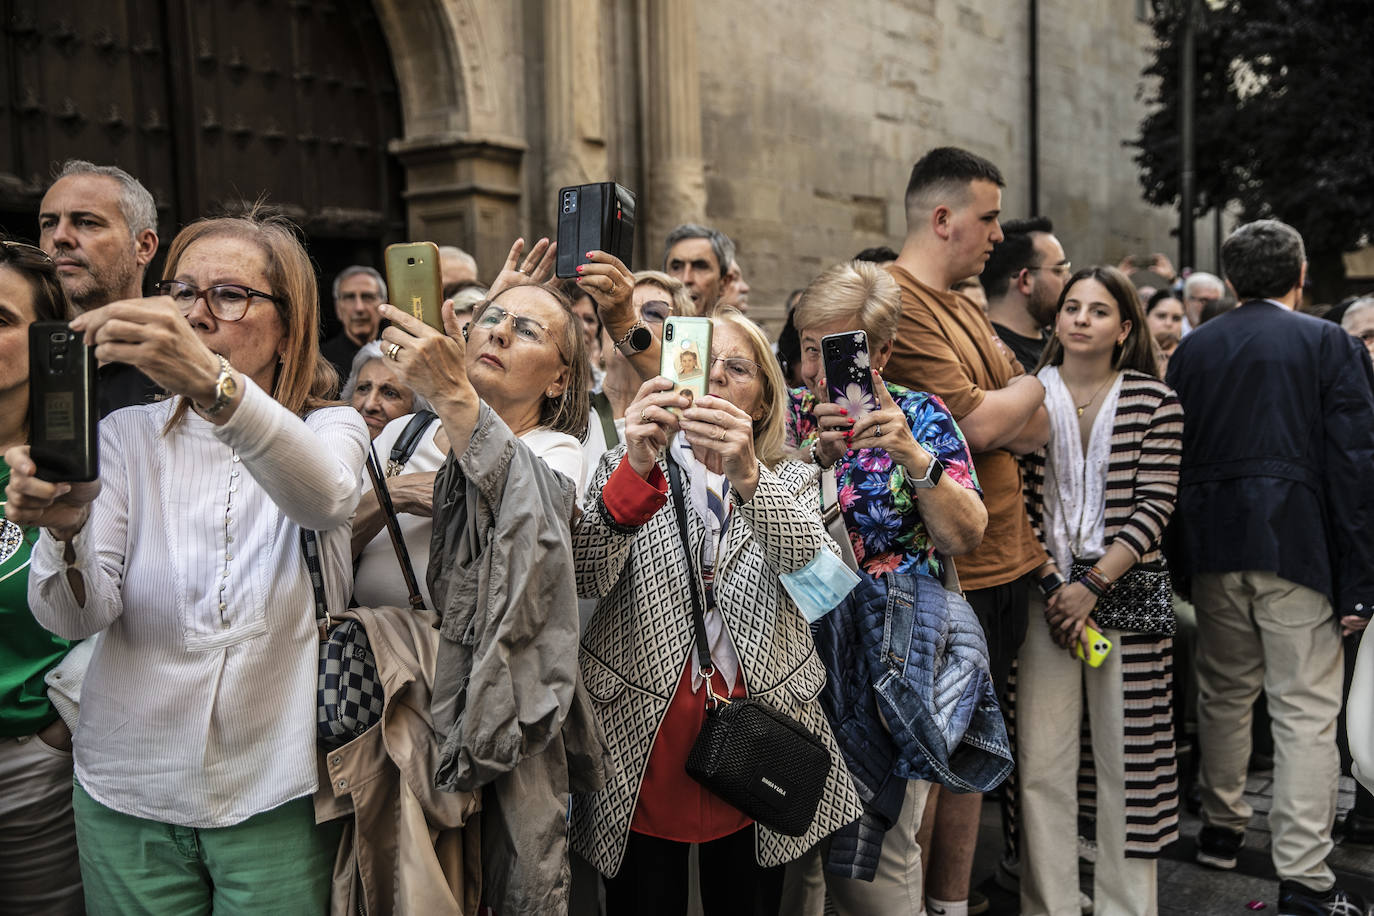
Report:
717,427,726,441
640,410,649,424
386,343,401,361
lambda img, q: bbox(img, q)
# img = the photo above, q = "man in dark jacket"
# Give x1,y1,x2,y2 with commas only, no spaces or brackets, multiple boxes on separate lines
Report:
1167,219,1374,916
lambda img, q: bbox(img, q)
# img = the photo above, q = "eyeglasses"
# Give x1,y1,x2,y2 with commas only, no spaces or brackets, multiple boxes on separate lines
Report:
639,300,672,324
155,280,281,322
710,355,761,382
473,304,568,361
0,240,54,263
338,290,382,304
1025,262,1072,278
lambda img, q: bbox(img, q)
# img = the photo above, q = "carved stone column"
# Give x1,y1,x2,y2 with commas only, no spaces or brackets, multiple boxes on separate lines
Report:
644,0,707,258
544,0,608,199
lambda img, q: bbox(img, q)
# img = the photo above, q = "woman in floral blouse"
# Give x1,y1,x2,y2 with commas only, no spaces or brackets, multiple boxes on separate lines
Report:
785,259,986,913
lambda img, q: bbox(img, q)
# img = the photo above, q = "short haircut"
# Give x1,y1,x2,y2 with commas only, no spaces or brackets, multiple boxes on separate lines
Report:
54,160,157,237
662,224,735,277
633,269,694,317
981,216,1054,299
1341,297,1374,330
793,260,903,347
1183,271,1225,298
1220,220,1306,301
339,340,434,414
853,246,899,263
332,265,387,302
1145,288,1183,315
904,147,1005,218
438,245,477,275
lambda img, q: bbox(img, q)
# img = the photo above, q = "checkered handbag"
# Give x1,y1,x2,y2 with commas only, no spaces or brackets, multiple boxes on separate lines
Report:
303,529,385,748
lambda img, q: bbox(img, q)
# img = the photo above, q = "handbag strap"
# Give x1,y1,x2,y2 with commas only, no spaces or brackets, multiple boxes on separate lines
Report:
365,446,426,610
666,459,717,686
301,528,330,638
386,410,438,476
589,391,620,448
816,464,860,572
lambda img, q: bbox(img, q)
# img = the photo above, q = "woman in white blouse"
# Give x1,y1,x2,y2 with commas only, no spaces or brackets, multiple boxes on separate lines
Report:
5,213,368,913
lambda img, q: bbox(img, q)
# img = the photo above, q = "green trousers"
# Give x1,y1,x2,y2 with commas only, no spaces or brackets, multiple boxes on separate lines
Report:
73,782,340,915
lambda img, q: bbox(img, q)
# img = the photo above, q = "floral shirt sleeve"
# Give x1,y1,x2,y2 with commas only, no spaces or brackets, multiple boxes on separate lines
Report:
788,383,981,580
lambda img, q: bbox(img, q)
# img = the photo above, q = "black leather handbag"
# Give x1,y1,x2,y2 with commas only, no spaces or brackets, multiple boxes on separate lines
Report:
666,461,830,837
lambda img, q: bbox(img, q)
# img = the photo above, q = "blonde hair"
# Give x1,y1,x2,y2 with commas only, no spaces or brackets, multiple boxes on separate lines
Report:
793,260,902,346
161,210,335,431
632,270,694,317
712,307,788,470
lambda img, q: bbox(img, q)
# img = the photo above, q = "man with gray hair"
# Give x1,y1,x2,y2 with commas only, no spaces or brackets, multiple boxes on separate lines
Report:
321,265,388,383
1166,219,1374,916
1182,271,1226,331
1341,296,1374,366
439,245,479,297
663,223,735,315
39,159,161,415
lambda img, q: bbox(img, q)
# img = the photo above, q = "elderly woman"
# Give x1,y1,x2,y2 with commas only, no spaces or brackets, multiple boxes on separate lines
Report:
786,260,987,913
5,213,368,913
340,339,432,439
571,307,864,914
0,239,82,915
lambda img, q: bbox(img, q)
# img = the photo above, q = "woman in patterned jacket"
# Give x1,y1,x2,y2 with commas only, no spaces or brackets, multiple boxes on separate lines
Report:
1018,266,1183,916
571,307,863,915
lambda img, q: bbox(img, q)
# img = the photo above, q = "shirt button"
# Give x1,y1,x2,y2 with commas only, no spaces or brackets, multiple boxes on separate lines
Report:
233,455,241,463
1357,603,1365,612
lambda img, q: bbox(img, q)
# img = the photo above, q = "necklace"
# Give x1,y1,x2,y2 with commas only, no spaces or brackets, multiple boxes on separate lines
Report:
1070,375,1114,417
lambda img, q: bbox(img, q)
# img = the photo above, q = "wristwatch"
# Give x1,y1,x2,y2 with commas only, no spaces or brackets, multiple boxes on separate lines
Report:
910,450,944,489
1036,570,1067,599
201,354,238,417
614,320,653,356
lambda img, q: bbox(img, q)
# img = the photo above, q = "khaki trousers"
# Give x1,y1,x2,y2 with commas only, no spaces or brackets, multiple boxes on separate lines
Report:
1018,595,1157,916
1193,571,1343,888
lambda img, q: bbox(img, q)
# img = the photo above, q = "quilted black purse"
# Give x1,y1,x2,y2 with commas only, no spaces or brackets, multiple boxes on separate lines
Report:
666,461,830,837
306,527,384,748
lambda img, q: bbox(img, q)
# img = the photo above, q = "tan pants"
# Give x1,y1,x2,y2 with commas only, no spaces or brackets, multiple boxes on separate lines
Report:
1193,571,1343,888
1018,595,1157,916
780,778,930,916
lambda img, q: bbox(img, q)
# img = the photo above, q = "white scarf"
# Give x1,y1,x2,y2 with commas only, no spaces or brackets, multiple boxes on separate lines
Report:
669,434,742,695
1039,366,1122,574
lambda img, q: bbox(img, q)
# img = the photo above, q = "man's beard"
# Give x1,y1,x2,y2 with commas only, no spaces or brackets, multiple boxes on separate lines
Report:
61,255,140,312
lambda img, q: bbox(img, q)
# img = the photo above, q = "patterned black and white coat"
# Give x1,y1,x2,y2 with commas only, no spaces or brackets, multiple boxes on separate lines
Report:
569,445,865,877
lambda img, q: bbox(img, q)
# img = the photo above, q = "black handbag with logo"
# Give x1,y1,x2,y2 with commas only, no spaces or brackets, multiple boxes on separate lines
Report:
666,461,830,837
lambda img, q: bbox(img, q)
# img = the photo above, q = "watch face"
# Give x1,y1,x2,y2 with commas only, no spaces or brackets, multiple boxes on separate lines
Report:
625,324,653,353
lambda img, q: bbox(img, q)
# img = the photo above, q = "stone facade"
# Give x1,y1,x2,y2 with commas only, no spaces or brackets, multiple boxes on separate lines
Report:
379,0,1197,331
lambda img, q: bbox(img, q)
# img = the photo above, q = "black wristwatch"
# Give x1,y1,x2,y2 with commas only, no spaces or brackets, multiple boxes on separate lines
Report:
911,451,944,489
614,320,653,356
1036,570,1067,599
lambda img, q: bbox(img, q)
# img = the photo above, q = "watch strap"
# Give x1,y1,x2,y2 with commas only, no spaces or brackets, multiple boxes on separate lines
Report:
202,355,236,417
614,320,650,355
911,450,944,488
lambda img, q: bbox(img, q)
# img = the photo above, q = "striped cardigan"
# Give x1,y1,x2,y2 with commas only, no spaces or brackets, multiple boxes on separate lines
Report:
1022,369,1184,571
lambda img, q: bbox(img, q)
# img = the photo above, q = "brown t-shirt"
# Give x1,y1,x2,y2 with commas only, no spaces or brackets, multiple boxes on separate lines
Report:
885,265,1046,590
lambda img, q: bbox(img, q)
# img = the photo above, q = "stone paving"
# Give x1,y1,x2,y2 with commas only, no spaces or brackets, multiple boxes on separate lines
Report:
971,773,1374,915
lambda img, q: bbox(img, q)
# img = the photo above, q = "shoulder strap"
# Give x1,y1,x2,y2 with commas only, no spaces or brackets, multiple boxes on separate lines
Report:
666,460,713,675
387,410,438,476
301,528,330,637
366,446,426,610
817,465,860,571
589,391,619,448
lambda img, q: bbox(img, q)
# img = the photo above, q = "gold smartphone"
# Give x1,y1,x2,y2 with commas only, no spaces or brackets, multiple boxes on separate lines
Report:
384,242,444,331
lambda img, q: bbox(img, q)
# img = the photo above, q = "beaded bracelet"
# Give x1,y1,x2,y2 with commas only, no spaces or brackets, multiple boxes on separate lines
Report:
1082,565,1113,594
1078,574,1107,599
809,438,833,469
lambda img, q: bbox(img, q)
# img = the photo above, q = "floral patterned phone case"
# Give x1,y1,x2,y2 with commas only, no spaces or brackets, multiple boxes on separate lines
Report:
821,330,877,416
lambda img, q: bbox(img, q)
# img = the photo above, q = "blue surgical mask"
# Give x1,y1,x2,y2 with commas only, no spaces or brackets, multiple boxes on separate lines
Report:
780,549,861,623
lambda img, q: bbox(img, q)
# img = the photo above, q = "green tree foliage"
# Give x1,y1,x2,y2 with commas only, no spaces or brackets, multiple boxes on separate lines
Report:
1134,0,1374,298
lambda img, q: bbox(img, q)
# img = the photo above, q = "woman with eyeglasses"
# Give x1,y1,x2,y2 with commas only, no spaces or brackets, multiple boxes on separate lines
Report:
0,239,84,915
571,306,864,915
4,213,369,914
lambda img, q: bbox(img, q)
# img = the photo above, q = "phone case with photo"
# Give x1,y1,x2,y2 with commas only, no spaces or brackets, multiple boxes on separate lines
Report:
821,330,878,417
660,316,712,404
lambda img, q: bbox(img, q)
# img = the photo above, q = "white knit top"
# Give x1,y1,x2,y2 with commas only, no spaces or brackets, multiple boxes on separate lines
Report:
29,379,368,827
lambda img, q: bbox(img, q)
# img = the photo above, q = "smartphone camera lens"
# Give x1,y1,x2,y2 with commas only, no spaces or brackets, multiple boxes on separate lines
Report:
50,331,67,343
664,324,674,341
407,257,416,266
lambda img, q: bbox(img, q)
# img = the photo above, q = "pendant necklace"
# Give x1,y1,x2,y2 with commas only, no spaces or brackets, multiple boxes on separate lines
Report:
1072,375,1113,417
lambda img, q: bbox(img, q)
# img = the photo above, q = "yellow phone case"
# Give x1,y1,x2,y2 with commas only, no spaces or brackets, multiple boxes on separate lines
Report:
1074,626,1113,668
384,242,444,331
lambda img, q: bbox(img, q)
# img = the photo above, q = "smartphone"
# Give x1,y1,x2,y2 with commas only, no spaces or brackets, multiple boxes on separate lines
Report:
660,316,712,404
1074,625,1113,668
384,242,444,331
821,330,878,416
29,322,98,482
555,182,635,278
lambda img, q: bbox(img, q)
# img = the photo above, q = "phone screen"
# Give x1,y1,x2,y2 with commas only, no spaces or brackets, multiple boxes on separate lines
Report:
660,316,712,404
821,330,877,417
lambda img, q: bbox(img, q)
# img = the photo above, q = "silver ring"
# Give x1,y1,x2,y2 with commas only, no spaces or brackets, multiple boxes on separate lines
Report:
386,343,401,361
640,410,649,424
874,424,882,437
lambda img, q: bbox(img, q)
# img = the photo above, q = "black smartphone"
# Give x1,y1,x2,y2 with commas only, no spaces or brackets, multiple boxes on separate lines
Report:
555,182,635,278
821,330,878,417
29,322,98,482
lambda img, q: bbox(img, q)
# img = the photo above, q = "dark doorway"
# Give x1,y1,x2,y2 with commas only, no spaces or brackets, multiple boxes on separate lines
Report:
1,0,406,339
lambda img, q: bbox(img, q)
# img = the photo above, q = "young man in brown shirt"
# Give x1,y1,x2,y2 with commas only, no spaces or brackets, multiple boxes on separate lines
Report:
884,147,1049,916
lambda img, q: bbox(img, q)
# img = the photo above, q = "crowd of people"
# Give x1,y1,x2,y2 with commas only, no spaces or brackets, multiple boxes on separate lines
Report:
1,146,1372,916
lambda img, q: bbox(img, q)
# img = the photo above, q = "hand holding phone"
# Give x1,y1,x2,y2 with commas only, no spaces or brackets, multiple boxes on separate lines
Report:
384,242,445,332
660,316,711,407
555,183,635,279
821,331,878,418
1074,625,1113,668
